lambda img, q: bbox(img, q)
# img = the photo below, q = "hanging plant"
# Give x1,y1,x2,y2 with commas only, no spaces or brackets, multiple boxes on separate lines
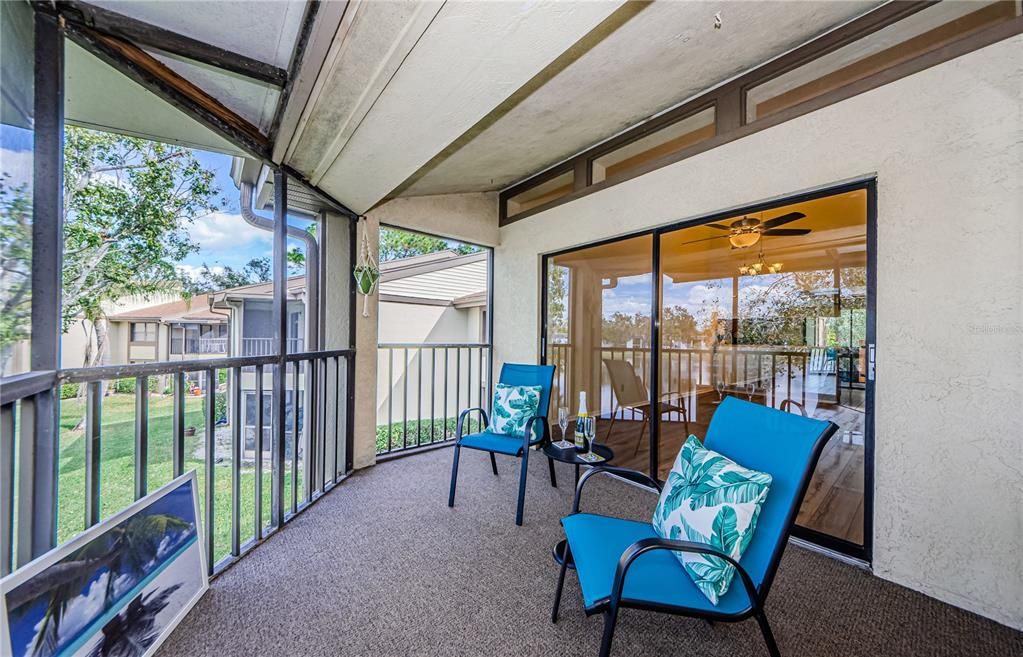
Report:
353,217,380,318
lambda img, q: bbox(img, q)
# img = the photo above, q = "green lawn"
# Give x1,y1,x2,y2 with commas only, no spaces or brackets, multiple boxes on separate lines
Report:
57,392,302,565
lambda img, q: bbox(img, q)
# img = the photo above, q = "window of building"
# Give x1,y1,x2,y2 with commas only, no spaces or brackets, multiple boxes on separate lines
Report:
130,321,157,342
745,1,1020,123
506,170,574,218
170,325,184,354
184,324,200,353
591,106,716,184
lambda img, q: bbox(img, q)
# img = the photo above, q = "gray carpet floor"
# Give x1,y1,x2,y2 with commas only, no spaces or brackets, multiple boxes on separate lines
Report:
156,447,1022,657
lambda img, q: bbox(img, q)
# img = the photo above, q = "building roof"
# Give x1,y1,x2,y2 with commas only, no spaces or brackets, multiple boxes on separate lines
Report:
379,250,487,304
107,293,226,324
109,250,487,321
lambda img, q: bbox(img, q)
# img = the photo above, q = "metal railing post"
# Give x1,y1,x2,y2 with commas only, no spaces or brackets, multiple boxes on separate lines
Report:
134,376,149,500
85,382,102,527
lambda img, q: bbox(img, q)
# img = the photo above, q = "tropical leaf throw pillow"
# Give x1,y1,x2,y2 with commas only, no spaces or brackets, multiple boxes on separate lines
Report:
652,435,772,605
488,383,543,440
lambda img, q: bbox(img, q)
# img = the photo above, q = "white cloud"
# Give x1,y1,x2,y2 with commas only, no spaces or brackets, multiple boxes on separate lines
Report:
1,147,34,189
187,211,272,252
30,571,111,653
175,263,224,280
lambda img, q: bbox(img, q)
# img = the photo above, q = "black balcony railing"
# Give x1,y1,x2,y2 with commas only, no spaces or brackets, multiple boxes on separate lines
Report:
1,349,353,578
376,343,491,456
242,337,304,356
547,343,860,421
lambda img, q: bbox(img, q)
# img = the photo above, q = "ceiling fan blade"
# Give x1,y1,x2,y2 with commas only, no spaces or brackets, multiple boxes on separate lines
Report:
762,212,806,229
763,228,811,236
704,223,732,231
681,235,729,245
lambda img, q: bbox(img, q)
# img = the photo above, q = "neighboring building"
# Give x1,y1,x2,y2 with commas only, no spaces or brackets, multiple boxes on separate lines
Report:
0,290,199,375
378,250,488,345
106,293,228,364
375,249,490,428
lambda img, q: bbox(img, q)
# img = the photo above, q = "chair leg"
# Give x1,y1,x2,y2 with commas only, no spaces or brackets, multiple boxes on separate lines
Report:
633,414,648,457
754,609,782,657
515,449,529,526
598,608,619,657
605,405,618,443
447,444,461,507
551,549,570,623
490,452,498,475
548,457,558,488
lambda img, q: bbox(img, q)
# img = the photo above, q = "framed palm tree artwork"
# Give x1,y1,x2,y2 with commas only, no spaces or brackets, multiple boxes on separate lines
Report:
1,472,208,657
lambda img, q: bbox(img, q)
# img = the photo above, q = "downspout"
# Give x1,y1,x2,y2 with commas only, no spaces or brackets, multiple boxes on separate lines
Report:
240,182,319,352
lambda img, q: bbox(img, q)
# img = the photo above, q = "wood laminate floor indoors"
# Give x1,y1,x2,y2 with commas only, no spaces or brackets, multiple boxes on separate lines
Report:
590,387,867,545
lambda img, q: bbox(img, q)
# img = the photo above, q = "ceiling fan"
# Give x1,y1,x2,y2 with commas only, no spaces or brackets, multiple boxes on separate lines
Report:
685,211,810,248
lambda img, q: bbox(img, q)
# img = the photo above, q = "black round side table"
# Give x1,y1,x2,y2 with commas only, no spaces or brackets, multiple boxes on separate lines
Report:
541,442,615,487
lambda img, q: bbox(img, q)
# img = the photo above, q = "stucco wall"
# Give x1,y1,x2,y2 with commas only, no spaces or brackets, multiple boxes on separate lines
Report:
493,37,1023,628
369,192,499,247
376,301,484,425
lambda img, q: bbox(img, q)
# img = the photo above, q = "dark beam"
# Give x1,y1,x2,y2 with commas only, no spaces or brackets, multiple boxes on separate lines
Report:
268,0,319,144
57,1,287,86
63,22,271,160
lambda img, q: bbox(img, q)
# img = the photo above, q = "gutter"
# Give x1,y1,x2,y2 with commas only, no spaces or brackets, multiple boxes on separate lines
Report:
240,182,319,351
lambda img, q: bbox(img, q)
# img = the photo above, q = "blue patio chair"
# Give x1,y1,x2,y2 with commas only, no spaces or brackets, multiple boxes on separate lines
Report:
551,396,838,657
447,363,557,526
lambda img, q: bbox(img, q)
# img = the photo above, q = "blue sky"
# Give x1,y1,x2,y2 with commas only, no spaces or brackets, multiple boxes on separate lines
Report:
179,150,312,280
1,125,312,281
601,272,779,326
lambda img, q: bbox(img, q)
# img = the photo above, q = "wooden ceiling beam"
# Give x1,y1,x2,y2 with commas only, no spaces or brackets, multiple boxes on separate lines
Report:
64,20,271,159
56,0,287,86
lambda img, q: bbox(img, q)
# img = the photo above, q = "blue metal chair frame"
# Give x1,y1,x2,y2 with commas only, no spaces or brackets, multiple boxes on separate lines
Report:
551,397,838,657
447,363,557,526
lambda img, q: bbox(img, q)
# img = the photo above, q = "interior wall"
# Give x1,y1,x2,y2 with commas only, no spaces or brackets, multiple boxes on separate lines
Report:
368,192,499,247
493,36,1022,629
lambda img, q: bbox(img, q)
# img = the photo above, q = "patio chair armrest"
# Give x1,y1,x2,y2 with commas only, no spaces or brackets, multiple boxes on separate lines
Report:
456,407,489,440
610,537,761,612
572,466,662,513
523,415,551,450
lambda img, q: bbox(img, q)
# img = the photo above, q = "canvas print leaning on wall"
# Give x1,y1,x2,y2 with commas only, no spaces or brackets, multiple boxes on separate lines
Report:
1,472,208,657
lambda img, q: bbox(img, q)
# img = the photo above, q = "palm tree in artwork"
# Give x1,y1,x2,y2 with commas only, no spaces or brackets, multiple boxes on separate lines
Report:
87,584,183,657
9,514,191,657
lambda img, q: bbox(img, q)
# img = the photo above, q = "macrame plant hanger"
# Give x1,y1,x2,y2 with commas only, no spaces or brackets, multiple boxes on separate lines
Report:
352,217,380,318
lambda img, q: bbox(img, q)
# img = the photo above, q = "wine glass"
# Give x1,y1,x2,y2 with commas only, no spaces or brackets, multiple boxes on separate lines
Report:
558,406,569,443
584,416,597,456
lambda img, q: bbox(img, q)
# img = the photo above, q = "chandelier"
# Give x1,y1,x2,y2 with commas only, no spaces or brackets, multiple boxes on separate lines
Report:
739,246,782,276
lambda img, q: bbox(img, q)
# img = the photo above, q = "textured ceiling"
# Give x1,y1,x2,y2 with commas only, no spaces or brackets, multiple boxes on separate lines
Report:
283,0,882,212
401,0,881,196
288,0,628,214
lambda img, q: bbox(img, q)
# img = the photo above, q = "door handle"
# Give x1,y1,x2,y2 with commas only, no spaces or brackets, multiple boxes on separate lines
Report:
867,343,876,381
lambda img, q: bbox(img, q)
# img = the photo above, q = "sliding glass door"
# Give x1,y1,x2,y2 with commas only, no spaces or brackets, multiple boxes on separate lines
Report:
542,183,874,558
544,235,653,453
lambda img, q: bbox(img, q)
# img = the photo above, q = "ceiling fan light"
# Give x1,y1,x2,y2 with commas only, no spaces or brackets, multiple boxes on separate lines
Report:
729,232,761,249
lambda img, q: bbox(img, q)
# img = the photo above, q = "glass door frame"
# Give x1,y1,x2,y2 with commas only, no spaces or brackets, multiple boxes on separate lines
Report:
539,178,876,562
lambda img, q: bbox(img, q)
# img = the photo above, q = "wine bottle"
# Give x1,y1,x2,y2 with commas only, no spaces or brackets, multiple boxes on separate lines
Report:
574,391,589,451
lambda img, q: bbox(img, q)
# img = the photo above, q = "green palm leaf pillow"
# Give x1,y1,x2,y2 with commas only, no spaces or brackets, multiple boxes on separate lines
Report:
652,435,772,605
487,383,543,439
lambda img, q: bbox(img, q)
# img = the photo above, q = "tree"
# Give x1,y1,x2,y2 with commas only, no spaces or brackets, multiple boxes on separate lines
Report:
180,257,271,294
61,127,219,368
547,264,568,339
0,175,32,369
378,227,478,262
